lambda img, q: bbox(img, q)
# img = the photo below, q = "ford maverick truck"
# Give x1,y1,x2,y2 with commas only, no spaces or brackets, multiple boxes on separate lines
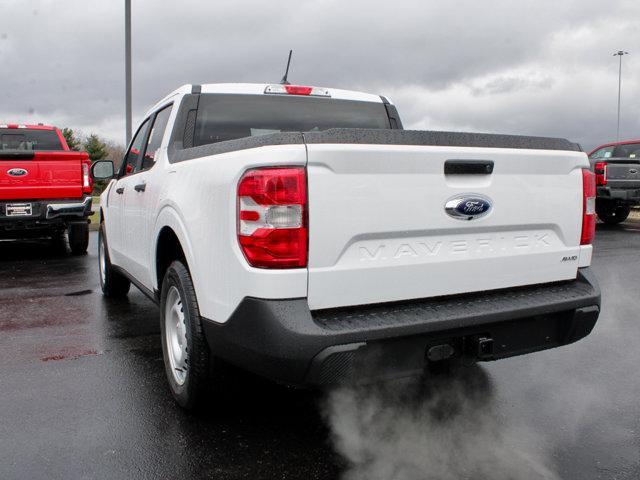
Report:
93,83,600,408
0,124,92,253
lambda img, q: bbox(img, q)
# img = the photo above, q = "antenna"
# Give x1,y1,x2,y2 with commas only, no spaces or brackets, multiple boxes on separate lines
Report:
280,50,293,85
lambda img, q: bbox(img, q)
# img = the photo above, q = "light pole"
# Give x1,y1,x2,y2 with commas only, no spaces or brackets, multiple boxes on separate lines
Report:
613,50,629,141
125,0,132,145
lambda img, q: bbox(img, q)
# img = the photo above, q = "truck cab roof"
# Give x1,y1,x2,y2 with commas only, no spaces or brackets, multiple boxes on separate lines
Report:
589,138,640,157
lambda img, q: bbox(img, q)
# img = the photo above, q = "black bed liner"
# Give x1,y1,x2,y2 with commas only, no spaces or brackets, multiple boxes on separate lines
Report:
169,128,581,163
303,129,581,151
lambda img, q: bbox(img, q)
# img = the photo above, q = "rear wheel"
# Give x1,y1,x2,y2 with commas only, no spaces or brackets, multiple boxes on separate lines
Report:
98,223,130,297
160,260,212,409
596,201,630,225
68,223,89,254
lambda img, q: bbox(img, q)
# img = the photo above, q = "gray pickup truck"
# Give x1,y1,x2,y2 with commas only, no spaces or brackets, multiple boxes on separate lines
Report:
589,140,640,224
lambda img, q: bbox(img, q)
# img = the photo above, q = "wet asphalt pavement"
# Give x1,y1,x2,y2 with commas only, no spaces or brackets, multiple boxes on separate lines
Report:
0,225,639,480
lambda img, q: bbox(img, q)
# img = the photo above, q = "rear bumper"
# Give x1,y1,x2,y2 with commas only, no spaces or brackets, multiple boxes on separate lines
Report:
44,196,92,219
203,268,601,386
597,186,640,204
0,196,91,236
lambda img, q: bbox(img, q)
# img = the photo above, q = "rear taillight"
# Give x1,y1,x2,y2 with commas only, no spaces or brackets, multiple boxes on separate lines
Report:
581,168,596,245
237,167,308,268
82,161,92,193
594,161,607,186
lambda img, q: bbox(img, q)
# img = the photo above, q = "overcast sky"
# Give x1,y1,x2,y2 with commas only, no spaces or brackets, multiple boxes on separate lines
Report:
1,0,638,150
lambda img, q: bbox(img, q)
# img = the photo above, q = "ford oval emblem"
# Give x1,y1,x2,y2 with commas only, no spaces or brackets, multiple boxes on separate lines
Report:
7,168,28,177
445,194,492,220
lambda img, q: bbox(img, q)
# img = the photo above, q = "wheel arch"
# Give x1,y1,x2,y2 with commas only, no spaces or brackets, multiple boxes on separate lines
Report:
156,226,187,291
152,206,197,293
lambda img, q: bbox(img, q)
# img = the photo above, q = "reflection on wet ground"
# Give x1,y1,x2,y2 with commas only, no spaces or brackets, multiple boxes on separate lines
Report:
0,226,639,479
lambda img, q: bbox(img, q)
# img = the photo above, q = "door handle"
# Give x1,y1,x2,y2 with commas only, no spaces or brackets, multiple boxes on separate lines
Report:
134,183,146,192
115,187,124,194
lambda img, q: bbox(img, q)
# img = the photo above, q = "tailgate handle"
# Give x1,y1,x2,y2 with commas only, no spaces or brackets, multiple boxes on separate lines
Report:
444,160,494,175
0,151,35,160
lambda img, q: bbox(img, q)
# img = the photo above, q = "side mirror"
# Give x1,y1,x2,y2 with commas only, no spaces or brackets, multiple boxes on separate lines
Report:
91,160,115,180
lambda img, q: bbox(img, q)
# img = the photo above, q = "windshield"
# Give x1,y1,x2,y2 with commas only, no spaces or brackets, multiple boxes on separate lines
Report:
611,143,640,159
0,129,64,151
193,94,390,147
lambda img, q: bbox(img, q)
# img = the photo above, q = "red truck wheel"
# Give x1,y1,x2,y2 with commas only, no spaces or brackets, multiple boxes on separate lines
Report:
68,223,89,255
596,200,630,225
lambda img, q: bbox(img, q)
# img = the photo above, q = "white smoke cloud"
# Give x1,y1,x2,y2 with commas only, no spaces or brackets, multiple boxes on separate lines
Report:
324,367,559,480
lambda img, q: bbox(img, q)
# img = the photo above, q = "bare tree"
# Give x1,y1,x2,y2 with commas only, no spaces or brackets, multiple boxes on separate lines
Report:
105,141,126,171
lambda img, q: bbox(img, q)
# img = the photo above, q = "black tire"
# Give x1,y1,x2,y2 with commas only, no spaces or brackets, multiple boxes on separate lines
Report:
160,260,211,410
596,201,630,225
98,223,130,297
68,222,89,255
49,229,67,252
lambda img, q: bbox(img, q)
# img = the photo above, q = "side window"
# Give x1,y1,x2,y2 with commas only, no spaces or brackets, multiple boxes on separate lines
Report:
141,105,172,171
590,146,614,159
121,119,151,176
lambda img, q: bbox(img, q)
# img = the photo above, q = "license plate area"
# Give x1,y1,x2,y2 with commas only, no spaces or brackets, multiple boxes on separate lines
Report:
6,203,33,216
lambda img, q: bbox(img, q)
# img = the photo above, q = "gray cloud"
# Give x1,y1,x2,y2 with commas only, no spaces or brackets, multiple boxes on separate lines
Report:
470,75,555,96
1,0,638,150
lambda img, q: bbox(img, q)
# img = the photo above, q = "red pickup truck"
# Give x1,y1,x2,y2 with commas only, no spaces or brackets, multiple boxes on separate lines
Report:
589,139,640,224
0,124,92,254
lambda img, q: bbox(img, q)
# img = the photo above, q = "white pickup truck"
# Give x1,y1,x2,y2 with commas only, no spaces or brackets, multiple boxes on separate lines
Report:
92,83,601,409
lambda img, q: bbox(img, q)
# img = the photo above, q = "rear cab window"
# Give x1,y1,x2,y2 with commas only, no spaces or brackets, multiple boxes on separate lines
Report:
0,129,63,151
192,94,391,147
611,143,640,159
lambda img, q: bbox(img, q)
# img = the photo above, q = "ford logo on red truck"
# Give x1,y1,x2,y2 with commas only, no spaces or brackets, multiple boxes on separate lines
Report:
6,168,28,177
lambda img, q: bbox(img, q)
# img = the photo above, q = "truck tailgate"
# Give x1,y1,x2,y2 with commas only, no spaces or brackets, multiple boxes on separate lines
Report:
306,137,587,310
0,151,88,200
604,158,640,188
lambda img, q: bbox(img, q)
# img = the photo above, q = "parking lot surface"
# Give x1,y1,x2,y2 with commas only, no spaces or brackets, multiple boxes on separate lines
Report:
1,225,639,480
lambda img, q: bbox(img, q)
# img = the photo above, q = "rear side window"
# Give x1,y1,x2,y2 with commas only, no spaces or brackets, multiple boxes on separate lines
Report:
612,143,640,159
193,94,391,147
0,129,63,151
589,146,614,159
141,105,172,171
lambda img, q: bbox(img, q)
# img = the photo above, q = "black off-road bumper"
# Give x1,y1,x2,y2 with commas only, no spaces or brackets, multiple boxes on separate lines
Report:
203,268,600,386
0,196,91,238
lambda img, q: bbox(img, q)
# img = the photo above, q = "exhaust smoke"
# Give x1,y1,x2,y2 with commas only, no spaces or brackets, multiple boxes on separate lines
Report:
323,366,559,480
